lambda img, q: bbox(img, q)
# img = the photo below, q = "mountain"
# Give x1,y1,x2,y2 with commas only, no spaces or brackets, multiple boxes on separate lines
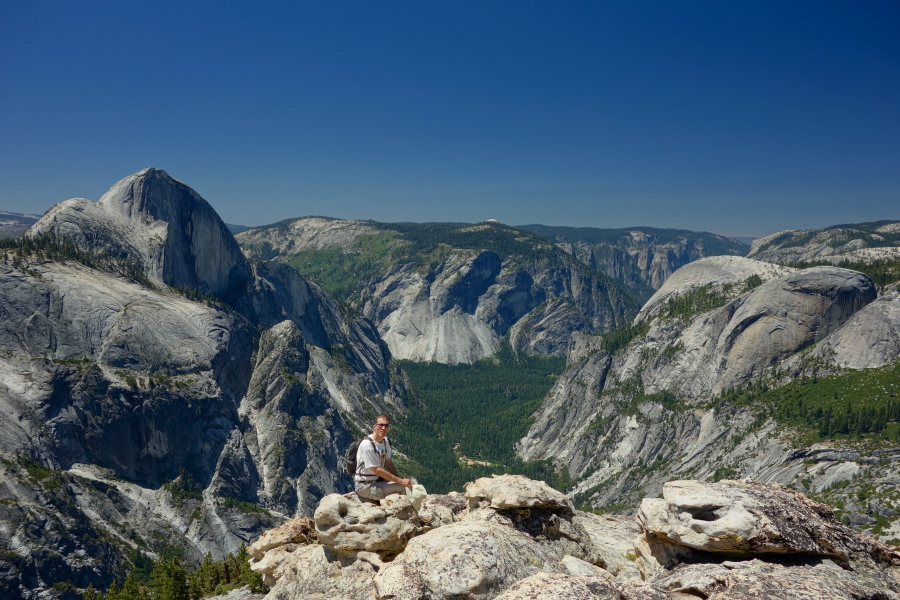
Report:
0,170,408,598
748,220,900,266
0,211,41,239
516,255,900,542
517,224,748,302
237,217,639,364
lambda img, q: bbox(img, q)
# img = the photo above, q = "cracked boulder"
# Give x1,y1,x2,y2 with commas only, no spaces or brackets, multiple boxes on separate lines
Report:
635,479,900,594
313,491,423,559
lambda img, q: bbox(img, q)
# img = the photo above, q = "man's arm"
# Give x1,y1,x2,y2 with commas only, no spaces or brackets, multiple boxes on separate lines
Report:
371,466,411,489
386,461,399,477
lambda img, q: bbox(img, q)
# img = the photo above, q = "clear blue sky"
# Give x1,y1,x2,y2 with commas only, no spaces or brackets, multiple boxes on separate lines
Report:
2,1,898,237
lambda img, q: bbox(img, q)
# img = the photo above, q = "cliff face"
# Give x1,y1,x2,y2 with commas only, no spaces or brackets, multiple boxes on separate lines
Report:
27,168,251,299
238,218,638,364
358,250,633,364
517,257,900,521
0,171,407,598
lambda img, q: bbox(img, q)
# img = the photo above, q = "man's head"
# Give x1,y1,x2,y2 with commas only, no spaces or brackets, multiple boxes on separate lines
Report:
372,414,391,441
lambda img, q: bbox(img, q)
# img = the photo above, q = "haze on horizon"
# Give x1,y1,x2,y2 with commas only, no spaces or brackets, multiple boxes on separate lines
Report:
1,2,898,239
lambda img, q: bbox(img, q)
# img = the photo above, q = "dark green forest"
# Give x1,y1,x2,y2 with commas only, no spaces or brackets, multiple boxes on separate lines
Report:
722,361,900,444
793,258,900,288
390,340,569,494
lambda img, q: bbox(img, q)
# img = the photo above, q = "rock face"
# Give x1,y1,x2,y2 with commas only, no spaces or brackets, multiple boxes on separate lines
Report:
517,260,889,512
28,168,251,299
0,170,408,599
634,255,795,323
238,218,638,364
518,224,749,301
798,285,900,369
361,249,633,363
248,475,900,600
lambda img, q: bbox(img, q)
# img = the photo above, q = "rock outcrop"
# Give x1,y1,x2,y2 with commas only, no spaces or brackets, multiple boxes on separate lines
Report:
634,255,795,324
247,475,900,600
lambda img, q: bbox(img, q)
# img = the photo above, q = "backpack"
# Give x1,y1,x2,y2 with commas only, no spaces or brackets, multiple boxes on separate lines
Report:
345,435,390,476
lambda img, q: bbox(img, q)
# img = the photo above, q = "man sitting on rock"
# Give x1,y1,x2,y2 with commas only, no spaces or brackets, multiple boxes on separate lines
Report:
355,414,413,500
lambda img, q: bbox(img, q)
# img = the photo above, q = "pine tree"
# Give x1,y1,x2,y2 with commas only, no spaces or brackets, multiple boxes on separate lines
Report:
149,557,191,600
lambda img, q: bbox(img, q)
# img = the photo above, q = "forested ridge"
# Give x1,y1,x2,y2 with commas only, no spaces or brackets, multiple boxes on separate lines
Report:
248,219,629,306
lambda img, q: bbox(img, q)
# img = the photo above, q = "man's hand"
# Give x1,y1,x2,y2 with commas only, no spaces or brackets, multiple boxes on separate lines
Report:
399,478,412,489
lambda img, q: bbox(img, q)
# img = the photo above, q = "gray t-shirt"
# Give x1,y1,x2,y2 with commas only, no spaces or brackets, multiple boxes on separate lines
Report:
355,437,391,481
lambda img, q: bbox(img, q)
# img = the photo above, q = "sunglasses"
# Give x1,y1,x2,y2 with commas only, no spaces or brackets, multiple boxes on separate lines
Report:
374,423,390,428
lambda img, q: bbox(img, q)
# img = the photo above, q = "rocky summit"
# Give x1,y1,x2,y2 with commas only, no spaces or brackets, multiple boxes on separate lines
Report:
246,474,900,600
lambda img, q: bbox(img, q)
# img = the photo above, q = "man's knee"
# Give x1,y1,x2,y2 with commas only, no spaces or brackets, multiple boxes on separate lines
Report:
356,483,384,500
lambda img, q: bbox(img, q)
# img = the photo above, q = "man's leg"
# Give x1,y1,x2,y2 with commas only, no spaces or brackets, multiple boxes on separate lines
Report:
356,480,406,500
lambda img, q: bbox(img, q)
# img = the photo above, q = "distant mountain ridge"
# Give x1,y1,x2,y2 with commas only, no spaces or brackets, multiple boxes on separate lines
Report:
517,223,748,301
0,210,41,239
237,217,639,363
749,219,900,265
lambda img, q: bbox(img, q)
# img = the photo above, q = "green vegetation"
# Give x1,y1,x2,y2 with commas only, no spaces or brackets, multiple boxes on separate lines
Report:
285,231,405,299
83,546,266,600
393,340,569,493
0,234,156,289
657,275,764,323
163,471,203,507
597,322,650,355
793,258,900,288
219,497,271,515
721,361,900,444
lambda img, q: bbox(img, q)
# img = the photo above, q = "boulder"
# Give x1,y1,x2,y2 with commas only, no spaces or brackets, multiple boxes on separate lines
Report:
262,544,377,600
465,474,574,512
493,572,668,600
313,492,422,559
419,491,468,526
574,512,643,579
247,517,316,560
373,521,566,600
654,559,900,600
635,479,900,583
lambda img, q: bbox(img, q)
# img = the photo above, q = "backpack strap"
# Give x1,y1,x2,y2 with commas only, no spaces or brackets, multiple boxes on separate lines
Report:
355,436,380,481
